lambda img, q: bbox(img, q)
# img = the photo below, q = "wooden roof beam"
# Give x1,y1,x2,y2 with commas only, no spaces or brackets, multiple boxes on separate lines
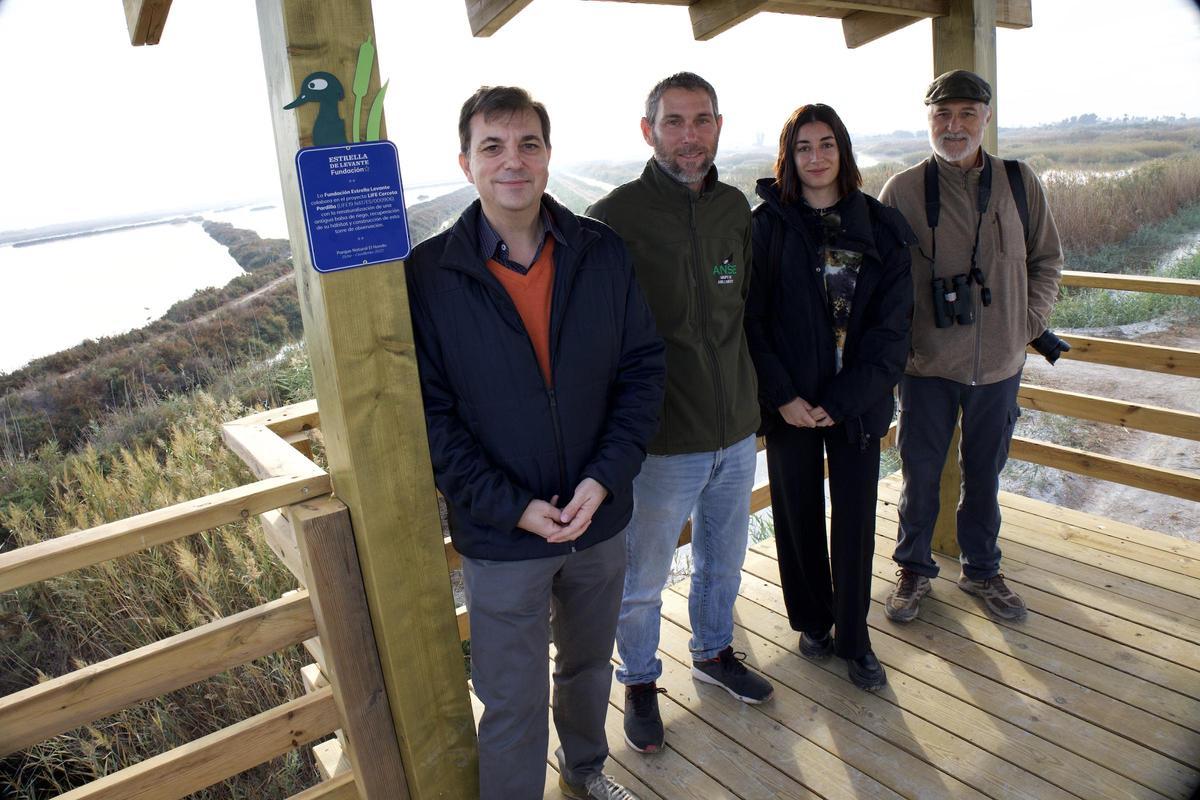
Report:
122,0,172,46
689,0,769,40
842,10,922,48
466,0,536,36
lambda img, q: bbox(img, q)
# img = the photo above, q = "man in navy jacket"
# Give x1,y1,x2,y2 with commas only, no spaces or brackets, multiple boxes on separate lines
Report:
405,86,664,800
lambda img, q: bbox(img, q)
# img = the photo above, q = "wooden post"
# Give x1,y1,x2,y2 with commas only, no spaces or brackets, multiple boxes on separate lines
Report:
930,0,995,557
931,420,963,557
932,0,998,152
292,496,409,799
254,2,477,797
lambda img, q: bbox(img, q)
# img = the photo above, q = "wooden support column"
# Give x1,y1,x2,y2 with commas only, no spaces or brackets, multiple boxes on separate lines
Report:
293,497,409,799
255,2,477,798
930,0,994,556
932,0,998,152
931,420,962,557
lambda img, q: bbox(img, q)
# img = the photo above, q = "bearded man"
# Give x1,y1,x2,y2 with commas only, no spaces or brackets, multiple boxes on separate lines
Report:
587,72,772,756
879,70,1064,626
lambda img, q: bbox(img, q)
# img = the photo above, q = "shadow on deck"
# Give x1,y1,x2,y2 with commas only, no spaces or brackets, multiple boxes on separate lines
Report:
529,476,1200,800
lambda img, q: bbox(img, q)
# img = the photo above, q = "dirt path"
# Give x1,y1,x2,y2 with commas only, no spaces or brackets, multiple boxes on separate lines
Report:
1013,317,1200,541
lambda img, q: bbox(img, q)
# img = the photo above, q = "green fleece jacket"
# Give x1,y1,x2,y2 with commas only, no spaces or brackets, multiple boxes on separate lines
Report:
880,152,1063,385
587,159,759,455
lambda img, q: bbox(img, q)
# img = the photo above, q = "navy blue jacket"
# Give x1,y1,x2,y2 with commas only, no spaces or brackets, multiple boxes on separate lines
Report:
746,181,914,443
405,195,666,561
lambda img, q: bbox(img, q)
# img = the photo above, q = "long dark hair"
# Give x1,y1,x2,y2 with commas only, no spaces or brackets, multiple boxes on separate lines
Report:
772,103,861,205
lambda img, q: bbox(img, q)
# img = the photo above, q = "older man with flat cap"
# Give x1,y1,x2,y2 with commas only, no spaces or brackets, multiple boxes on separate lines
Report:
879,70,1065,624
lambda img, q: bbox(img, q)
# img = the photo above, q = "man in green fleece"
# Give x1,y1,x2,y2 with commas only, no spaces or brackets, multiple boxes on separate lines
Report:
880,70,1065,625
587,72,773,755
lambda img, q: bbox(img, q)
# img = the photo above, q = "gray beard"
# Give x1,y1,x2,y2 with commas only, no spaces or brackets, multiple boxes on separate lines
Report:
652,140,717,187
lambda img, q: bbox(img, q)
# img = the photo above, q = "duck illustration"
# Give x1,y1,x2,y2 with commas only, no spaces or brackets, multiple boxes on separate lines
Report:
284,71,347,146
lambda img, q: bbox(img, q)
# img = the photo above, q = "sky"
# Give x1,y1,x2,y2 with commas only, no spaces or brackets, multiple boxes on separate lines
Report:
0,0,1198,231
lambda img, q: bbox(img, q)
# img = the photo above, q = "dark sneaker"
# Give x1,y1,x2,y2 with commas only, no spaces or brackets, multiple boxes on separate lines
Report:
958,573,1028,621
798,630,834,660
692,647,773,704
623,683,666,753
884,568,931,623
559,772,641,800
846,650,888,691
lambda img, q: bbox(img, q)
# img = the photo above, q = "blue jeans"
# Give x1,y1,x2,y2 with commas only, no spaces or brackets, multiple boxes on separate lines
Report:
616,434,757,685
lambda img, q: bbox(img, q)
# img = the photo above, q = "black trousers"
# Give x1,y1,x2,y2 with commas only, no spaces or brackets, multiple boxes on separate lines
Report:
765,422,880,659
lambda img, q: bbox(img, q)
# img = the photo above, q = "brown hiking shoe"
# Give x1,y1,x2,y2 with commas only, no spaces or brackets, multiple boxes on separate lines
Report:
884,568,931,623
958,573,1028,621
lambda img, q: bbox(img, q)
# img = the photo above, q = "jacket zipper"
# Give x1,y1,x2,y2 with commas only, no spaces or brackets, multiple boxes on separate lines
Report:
689,196,726,446
971,286,984,385
546,388,571,550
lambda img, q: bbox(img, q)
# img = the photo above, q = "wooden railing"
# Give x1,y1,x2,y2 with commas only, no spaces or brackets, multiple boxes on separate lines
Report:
3,271,1196,797
0,401,403,800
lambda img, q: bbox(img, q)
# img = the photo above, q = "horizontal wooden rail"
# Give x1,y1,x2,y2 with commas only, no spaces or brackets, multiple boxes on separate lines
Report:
1060,270,1200,297
228,399,321,437
0,592,316,756
1009,436,1200,502
287,773,357,800
55,686,339,800
0,472,330,594
1042,335,1200,378
222,422,327,482
1018,384,1200,441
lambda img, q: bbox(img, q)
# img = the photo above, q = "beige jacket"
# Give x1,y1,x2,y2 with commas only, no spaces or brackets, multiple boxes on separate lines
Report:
880,152,1063,385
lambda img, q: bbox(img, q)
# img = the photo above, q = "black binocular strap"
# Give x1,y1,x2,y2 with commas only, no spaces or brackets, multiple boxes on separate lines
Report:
923,155,995,287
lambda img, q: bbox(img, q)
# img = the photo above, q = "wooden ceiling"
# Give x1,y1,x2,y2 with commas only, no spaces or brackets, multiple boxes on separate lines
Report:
465,0,1031,48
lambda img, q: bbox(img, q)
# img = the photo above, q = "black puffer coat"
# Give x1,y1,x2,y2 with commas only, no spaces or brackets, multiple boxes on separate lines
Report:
746,180,914,443
406,195,665,561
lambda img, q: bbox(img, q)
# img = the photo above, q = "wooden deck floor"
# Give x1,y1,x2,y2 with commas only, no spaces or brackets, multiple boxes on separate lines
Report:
525,475,1200,799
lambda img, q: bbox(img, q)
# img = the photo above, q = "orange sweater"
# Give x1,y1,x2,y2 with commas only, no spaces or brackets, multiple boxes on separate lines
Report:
485,239,555,385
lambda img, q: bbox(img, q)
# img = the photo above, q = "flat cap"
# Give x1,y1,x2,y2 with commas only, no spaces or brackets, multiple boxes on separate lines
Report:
925,69,992,105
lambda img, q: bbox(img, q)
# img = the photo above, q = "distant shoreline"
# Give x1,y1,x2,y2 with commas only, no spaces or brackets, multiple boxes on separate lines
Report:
9,216,202,248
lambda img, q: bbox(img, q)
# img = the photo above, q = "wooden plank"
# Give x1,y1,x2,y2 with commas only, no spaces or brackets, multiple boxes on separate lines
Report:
652,625,908,799
744,554,1195,796
293,496,410,800
313,738,352,780
933,0,998,152
875,481,1200,633
259,508,307,585
286,772,357,800
0,473,329,594
55,688,339,800
255,3,478,796
465,0,535,36
689,0,769,40
301,663,330,692
228,399,320,436
456,604,470,642
862,554,1200,726
0,592,315,756
444,535,462,573
1018,383,1200,441
994,488,1200,561
604,654,821,799
729,562,1194,799
1008,436,1200,502
221,422,327,482
122,0,172,46
1061,270,1200,297
1050,334,1200,377
656,619,986,799
305,636,328,674
662,588,1077,800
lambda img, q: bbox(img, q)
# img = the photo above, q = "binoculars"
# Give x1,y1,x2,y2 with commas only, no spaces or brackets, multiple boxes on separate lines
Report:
931,269,992,328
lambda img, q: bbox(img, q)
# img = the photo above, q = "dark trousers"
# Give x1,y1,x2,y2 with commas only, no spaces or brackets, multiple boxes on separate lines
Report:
765,423,880,659
894,372,1021,581
463,531,626,800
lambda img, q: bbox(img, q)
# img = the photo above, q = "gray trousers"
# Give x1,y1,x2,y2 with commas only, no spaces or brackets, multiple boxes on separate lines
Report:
894,371,1021,580
463,531,625,800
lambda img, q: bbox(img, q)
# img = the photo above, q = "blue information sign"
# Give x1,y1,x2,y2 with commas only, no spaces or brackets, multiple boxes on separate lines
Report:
295,141,411,273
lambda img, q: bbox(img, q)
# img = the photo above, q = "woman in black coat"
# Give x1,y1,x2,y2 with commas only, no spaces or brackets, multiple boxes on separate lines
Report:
745,103,913,691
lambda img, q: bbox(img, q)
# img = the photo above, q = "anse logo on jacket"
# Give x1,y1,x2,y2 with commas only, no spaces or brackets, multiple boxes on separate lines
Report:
713,253,738,285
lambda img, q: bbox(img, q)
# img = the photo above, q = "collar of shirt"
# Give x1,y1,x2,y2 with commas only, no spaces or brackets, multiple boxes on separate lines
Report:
477,203,563,275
